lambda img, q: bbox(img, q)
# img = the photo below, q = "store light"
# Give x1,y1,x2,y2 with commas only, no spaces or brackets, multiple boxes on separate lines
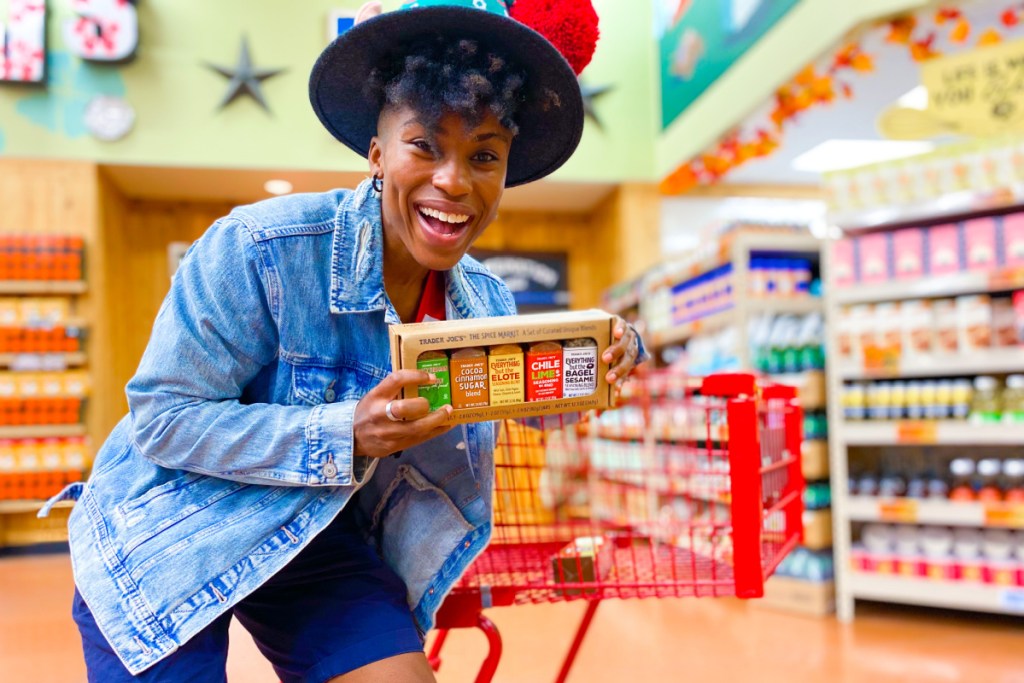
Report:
791,139,935,173
897,85,929,110
264,179,293,195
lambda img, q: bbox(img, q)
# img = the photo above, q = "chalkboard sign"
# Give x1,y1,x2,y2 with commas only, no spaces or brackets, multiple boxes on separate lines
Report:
470,249,570,312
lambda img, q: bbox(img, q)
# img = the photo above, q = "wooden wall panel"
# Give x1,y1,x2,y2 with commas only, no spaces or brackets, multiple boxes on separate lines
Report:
100,187,233,421
0,158,103,447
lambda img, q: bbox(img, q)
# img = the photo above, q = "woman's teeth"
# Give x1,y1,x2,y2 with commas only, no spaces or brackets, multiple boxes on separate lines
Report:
419,206,469,225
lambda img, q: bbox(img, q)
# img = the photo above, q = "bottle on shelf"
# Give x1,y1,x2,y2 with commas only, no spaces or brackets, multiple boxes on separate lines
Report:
1002,375,1024,424
949,457,977,502
1004,459,1024,503
976,458,1003,503
969,376,1002,425
878,454,907,498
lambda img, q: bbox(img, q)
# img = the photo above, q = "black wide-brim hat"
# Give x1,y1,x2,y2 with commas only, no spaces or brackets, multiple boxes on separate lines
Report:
309,5,584,187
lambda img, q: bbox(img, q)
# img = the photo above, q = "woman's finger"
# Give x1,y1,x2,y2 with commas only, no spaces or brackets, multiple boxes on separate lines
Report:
371,369,437,400
385,396,432,422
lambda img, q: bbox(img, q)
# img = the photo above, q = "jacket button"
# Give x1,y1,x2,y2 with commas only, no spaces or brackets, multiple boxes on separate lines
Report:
323,461,338,478
324,388,336,403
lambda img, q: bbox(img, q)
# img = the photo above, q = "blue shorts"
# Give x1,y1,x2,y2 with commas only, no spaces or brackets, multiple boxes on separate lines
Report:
72,509,424,683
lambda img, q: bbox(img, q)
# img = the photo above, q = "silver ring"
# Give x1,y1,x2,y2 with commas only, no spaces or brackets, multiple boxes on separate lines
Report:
385,400,403,422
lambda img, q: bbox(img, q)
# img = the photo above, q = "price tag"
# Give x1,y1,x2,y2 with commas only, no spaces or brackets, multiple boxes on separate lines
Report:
988,267,1024,291
896,421,938,444
862,346,900,375
984,504,1024,528
878,499,918,523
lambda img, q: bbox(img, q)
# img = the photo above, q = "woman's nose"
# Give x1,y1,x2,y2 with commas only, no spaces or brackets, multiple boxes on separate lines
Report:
433,157,472,197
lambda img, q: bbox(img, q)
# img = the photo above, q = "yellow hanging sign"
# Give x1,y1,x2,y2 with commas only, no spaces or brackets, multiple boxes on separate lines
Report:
921,37,1024,137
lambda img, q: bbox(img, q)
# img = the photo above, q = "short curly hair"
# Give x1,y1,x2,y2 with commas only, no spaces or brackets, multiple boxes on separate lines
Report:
365,35,528,136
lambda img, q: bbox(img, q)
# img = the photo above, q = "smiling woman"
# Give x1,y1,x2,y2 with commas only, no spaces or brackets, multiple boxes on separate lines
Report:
58,3,647,683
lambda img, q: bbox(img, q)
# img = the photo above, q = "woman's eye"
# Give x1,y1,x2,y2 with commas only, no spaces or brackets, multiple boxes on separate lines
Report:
409,139,432,153
474,152,499,163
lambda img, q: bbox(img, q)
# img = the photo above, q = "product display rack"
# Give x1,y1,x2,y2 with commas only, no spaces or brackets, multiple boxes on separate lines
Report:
826,196,1024,621
633,230,835,614
0,256,89,547
644,232,826,361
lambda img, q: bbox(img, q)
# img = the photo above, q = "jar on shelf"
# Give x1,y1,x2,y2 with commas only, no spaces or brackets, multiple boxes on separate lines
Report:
969,376,1002,425
949,457,977,502
1001,374,1024,424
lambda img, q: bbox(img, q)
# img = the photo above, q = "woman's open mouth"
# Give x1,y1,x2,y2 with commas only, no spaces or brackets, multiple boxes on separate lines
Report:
415,205,473,245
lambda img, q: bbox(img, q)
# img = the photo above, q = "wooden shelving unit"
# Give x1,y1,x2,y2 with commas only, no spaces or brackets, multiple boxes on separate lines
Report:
0,281,87,295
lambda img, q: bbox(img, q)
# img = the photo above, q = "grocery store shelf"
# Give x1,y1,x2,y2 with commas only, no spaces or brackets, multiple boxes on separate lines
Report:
0,352,86,368
846,497,1024,529
0,280,87,295
0,424,86,439
838,347,1024,380
651,308,737,347
801,439,829,480
830,184,1024,232
841,421,1024,446
833,269,1022,305
0,500,73,514
847,572,1024,615
652,298,823,348
771,370,827,410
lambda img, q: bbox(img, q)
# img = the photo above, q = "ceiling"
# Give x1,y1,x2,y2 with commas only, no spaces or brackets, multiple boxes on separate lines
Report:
101,164,616,213
726,1,1023,185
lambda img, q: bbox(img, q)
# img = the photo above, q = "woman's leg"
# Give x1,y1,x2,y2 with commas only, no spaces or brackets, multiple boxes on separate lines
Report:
327,652,436,683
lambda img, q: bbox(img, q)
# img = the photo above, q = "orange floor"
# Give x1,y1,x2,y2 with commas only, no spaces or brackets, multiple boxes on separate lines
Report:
2,553,1022,682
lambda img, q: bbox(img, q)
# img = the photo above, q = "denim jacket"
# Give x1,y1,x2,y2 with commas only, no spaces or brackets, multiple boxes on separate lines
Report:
45,180,521,675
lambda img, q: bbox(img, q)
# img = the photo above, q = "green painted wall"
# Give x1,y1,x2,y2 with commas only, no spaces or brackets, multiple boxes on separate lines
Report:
0,0,657,181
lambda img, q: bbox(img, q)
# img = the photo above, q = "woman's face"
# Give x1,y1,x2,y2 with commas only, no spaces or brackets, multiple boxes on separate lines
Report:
369,105,512,272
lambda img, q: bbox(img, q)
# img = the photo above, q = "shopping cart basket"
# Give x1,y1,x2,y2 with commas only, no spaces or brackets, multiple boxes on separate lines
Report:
428,371,805,682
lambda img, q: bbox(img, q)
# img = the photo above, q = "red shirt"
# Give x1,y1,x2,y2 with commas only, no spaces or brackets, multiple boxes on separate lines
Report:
414,270,446,323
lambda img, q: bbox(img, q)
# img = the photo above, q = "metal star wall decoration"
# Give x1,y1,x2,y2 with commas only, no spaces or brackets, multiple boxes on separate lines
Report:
580,79,613,130
205,36,285,112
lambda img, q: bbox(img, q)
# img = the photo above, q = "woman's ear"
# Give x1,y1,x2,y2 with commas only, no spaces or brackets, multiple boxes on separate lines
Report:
355,1,383,24
368,136,383,177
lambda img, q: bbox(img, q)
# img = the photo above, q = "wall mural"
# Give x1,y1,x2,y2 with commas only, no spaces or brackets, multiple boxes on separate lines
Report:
1,0,47,83
657,0,800,130
64,0,140,63
14,50,126,137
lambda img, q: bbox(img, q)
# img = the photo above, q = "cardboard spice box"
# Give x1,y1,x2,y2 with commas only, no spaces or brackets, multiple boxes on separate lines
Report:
389,309,615,424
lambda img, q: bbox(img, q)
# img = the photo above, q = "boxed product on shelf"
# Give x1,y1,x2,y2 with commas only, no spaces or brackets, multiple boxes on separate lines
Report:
964,217,998,272
831,238,856,287
957,295,993,351
929,224,963,276
1003,213,1024,266
857,233,890,284
389,310,613,424
892,228,926,280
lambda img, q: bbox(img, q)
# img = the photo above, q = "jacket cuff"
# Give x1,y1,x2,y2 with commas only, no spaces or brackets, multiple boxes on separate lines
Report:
630,323,651,365
305,400,360,486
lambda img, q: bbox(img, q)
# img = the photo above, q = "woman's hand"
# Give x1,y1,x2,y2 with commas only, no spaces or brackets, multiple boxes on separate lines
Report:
602,316,644,390
353,370,454,458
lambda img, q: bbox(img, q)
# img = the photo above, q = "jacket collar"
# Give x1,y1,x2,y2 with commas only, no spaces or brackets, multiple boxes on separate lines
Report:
329,180,493,322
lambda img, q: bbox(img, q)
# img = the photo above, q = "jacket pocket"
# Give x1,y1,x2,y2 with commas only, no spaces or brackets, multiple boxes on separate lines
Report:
118,474,248,551
117,472,204,519
373,464,475,609
289,360,385,406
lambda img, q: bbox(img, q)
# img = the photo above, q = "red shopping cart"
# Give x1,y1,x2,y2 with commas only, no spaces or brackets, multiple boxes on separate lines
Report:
428,371,805,682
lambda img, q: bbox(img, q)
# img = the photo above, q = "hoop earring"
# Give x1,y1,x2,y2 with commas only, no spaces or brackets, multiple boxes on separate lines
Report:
371,174,383,193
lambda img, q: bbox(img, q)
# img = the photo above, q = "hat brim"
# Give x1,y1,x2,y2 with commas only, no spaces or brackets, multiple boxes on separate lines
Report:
309,6,584,187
